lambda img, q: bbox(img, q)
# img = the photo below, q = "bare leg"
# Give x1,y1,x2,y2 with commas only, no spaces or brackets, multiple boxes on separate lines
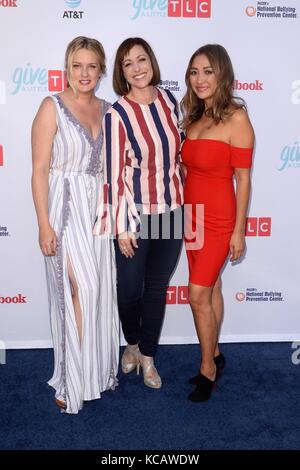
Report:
212,276,224,357
188,283,217,381
67,256,82,344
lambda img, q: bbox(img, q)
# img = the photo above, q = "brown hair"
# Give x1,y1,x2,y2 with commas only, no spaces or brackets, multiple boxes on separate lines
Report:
113,37,160,96
65,36,106,89
181,44,245,129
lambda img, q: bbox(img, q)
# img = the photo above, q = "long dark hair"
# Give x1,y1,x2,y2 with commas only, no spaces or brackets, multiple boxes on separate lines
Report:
181,44,245,129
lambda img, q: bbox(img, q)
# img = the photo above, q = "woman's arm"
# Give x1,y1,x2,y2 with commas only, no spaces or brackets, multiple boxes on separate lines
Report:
100,110,139,258
230,168,251,261
229,109,254,261
31,97,57,256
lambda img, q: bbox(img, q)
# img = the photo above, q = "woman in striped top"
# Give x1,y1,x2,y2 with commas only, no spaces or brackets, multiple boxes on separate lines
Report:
94,38,184,388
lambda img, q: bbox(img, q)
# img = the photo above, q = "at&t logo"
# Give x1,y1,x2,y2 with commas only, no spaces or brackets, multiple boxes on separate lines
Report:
131,0,211,19
63,0,84,18
11,65,66,94
245,217,271,236
166,286,188,304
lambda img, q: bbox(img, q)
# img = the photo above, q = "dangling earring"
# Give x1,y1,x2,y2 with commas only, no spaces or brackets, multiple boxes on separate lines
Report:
126,80,130,92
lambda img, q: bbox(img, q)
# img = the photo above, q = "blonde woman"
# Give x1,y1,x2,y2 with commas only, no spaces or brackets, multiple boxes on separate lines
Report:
32,37,119,414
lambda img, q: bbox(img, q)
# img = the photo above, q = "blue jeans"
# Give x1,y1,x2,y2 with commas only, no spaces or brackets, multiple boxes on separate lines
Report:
114,207,183,357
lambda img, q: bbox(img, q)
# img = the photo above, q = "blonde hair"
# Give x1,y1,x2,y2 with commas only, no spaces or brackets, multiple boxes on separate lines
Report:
181,44,245,129
65,36,106,89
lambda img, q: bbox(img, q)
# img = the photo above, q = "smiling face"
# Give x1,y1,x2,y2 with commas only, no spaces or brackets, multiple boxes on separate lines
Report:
122,45,154,91
69,48,101,94
189,53,218,106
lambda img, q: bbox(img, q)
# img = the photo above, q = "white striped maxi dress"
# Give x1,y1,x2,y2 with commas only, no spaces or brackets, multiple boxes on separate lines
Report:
45,95,119,414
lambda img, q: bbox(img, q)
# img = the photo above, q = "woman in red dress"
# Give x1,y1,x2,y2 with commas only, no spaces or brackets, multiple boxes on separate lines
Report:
181,44,254,402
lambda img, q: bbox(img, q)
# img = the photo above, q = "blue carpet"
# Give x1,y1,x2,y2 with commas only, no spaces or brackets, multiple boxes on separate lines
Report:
0,344,299,450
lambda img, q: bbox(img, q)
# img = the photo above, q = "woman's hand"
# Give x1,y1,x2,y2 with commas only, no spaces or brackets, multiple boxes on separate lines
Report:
39,225,57,256
229,231,245,262
118,231,138,258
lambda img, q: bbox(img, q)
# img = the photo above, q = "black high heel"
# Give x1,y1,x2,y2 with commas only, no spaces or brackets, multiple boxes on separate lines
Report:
188,353,226,385
188,372,216,402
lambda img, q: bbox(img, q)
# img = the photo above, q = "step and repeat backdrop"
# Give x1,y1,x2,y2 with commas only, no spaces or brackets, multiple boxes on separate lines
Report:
0,0,299,348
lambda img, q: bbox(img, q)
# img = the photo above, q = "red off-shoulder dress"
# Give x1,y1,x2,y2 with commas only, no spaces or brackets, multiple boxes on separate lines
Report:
181,139,253,287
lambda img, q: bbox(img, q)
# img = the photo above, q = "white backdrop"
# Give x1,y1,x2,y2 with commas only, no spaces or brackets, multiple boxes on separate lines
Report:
0,0,299,348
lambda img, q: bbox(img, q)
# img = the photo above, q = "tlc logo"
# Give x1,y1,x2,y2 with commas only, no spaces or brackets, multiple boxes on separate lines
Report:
246,217,272,236
48,71,67,92
0,0,17,6
168,0,211,17
166,286,189,304
0,145,3,166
